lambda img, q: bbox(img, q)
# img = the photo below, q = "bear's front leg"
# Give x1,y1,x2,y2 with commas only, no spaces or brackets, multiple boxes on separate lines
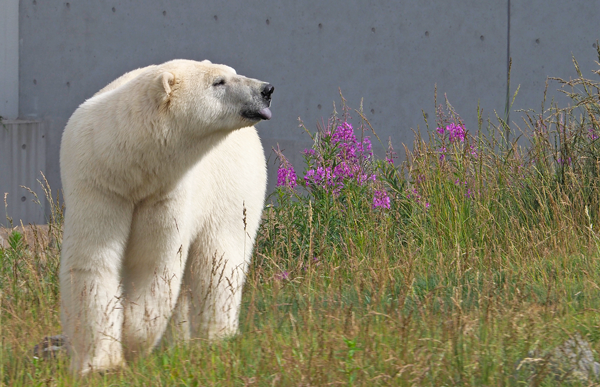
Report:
121,194,190,361
60,187,134,374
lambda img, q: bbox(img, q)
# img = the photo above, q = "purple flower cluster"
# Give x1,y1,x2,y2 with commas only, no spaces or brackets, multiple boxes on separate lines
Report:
469,144,478,157
437,122,466,142
275,119,393,211
304,122,376,194
438,147,447,161
300,121,391,210
373,190,391,209
385,138,397,165
277,166,297,189
275,151,297,189
331,122,355,144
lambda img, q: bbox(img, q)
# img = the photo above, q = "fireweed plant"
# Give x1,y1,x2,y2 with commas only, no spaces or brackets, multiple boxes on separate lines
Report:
275,116,390,209
267,58,600,269
263,51,600,311
269,93,488,268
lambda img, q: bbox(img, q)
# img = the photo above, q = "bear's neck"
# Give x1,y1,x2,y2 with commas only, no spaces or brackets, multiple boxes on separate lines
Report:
122,125,231,202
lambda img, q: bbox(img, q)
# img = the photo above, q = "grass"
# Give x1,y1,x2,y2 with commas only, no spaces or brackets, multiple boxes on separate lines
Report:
2,52,600,385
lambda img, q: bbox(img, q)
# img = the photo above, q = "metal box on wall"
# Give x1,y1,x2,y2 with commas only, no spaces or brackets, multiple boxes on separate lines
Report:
0,120,46,227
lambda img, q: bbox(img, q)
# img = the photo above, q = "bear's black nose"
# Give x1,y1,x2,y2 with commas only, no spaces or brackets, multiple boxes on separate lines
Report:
261,84,274,100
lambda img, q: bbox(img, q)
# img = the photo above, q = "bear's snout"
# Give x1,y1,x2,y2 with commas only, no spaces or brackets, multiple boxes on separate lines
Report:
261,84,274,101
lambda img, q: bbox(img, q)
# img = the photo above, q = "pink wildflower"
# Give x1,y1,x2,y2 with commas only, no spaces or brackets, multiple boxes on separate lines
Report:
372,190,391,209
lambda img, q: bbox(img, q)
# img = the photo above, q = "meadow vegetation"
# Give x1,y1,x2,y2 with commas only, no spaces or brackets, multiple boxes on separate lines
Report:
2,52,600,385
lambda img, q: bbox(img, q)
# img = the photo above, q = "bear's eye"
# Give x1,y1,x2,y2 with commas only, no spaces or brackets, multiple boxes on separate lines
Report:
213,79,226,87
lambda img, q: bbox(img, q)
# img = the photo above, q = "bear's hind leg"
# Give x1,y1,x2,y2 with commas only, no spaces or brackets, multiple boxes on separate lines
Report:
179,230,251,340
121,196,190,361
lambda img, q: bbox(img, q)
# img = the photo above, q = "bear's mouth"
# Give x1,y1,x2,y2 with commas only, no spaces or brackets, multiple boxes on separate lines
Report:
242,107,272,121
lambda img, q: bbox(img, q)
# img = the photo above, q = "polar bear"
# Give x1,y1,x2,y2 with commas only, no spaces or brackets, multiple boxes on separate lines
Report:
59,59,272,374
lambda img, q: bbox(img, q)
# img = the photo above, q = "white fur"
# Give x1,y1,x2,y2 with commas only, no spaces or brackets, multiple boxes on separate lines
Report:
59,59,268,374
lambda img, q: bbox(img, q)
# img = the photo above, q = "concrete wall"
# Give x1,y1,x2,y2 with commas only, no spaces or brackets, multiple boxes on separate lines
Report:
510,2,600,133
0,0,19,119
13,0,600,224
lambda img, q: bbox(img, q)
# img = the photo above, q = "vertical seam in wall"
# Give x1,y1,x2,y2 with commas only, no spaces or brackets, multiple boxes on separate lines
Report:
505,0,511,141
507,0,511,77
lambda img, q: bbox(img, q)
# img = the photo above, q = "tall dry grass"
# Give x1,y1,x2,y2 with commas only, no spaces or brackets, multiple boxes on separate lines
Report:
1,51,600,385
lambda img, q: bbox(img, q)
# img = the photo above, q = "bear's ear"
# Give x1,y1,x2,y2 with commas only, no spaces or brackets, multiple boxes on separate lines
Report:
160,72,176,96
200,59,212,65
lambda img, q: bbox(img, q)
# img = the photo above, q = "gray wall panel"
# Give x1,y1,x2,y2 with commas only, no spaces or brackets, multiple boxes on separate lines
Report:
13,1,599,224
0,120,46,227
510,1,600,133
0,0,19,119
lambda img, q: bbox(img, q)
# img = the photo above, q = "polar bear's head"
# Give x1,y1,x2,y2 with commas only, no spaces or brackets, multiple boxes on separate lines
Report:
155,59,274,134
